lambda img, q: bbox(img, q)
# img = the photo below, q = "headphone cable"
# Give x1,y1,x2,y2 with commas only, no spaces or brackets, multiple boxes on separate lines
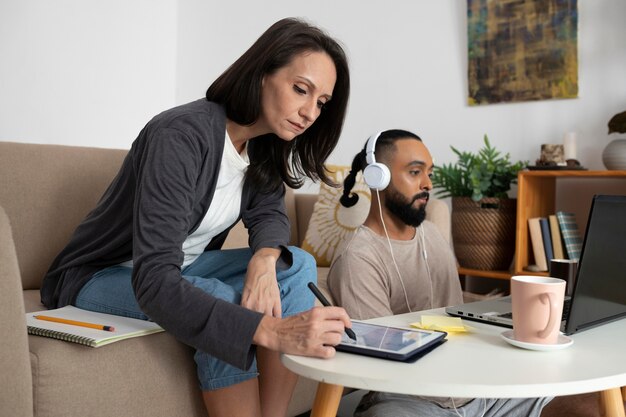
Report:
375,189,413,313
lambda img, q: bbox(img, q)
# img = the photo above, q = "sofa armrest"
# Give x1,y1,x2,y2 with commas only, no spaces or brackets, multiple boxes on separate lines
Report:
0,206,33,417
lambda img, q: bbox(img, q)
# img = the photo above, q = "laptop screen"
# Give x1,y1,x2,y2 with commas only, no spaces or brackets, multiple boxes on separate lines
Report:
565,195,626,334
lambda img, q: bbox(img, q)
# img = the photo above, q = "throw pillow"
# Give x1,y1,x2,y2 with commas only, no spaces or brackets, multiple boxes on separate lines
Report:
302,165,371,267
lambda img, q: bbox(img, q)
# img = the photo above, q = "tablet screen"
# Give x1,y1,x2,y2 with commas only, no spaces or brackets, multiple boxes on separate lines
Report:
338,321,445,358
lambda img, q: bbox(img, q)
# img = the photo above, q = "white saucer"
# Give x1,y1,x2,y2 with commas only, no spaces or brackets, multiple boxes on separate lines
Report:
500,330,573,351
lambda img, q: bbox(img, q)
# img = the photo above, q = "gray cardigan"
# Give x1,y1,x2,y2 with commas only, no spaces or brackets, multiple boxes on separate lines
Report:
41,99,292,370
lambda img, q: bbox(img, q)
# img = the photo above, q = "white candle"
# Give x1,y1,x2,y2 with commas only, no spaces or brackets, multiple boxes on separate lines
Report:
563,132,577,160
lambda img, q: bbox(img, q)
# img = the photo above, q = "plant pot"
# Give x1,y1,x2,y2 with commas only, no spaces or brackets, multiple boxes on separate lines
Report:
451,197,517,271
602,139,626,170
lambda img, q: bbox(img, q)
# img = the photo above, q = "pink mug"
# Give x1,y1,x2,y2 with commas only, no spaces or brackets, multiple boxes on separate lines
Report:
511,275,566,344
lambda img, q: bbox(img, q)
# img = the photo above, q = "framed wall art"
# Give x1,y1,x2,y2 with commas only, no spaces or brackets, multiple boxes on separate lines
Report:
467,0,578,106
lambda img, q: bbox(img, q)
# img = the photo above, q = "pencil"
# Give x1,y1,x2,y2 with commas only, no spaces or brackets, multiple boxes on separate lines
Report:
34,315,115,332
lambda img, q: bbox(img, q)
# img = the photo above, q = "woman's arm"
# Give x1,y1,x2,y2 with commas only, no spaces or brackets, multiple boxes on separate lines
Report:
131,124,263,371
240,183,292,315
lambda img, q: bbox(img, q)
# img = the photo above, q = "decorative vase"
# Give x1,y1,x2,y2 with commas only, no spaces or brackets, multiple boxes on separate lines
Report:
602,139,626,170
451,197,517,271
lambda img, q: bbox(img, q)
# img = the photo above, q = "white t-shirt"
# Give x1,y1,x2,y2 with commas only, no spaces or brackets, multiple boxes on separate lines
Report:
180,131,249,267
121,131,249,268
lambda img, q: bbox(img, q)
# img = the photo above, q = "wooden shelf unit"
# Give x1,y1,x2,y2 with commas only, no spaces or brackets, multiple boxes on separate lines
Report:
457,267,511,280
514,170,626,276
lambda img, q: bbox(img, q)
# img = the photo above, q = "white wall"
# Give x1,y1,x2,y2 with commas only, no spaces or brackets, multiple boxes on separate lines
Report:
2,0,625,173
0,0,177,149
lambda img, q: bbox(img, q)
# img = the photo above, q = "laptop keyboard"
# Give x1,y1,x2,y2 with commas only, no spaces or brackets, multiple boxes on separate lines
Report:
499,299,572,320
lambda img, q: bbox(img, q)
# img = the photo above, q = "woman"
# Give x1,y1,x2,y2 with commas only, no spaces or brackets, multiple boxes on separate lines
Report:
41,18,351,417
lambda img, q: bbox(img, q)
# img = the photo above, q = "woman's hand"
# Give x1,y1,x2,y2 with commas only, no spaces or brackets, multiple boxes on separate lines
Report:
242,248,282,317
252,306,352,358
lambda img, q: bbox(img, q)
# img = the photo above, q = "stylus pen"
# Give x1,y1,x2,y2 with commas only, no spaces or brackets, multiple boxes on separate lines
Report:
307,282,357,341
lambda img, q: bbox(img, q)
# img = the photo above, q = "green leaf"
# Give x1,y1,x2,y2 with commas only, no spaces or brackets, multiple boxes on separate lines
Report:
431,134,528,200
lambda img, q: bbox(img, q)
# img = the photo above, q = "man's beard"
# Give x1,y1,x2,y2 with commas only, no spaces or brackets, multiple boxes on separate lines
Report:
384,188,429,227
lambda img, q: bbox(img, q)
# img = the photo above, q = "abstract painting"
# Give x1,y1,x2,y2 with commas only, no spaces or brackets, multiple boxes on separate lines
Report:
467,0,578,106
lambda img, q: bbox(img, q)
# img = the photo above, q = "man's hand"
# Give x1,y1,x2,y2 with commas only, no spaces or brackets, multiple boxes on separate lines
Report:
242,248,282,317
252,306,352,358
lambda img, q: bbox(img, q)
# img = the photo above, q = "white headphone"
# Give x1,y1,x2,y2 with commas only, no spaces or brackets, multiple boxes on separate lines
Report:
363,131,391,191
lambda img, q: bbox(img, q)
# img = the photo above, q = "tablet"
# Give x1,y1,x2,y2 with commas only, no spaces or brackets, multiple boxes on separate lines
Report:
336,320,447,362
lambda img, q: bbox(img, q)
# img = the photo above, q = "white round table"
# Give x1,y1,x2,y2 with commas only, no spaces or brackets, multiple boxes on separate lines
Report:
282,309,626,417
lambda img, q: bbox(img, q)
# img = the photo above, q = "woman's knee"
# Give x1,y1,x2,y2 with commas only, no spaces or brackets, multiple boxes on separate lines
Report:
194,350,258,391
287,246,317,277
278,247,317,291
277,247,317,315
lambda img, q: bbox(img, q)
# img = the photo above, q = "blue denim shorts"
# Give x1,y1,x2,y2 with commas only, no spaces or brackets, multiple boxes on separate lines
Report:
75,246,316,390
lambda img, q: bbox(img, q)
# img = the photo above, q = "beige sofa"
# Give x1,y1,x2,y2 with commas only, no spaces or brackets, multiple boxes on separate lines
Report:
0,141,451,417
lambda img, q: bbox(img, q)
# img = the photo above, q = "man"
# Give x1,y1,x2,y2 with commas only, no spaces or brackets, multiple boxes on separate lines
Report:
328,129,551,417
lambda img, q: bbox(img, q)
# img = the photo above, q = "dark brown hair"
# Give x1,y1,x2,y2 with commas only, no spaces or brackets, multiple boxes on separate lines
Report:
206,18,350,192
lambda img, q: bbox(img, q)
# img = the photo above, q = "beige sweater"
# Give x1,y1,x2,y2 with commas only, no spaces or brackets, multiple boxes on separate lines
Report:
328,221,469,409
328,221,462,318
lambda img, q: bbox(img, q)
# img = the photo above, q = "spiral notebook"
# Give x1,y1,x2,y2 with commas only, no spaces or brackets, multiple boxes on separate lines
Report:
26,306,164,347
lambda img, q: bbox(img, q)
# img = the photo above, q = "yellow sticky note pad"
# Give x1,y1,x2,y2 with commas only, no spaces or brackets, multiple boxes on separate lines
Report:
410,315,472,333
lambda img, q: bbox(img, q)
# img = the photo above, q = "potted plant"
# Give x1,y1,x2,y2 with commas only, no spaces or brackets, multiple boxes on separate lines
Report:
431,135,527,271
602,110,626,170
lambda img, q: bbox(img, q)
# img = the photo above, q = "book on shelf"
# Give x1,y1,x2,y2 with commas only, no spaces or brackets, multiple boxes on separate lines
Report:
528,217,548,271
548,214,565,260
26,305,164,348
539,218,554,264
556,211,583,261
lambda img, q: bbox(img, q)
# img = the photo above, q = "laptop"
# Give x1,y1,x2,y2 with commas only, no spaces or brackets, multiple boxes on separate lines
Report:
446,195,626,336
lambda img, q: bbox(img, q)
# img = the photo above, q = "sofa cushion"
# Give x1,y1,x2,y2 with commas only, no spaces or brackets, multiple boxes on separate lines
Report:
0,142,127,290
22,281,210,417
24,285,320,417
301,165,371,267
28,329,208,417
